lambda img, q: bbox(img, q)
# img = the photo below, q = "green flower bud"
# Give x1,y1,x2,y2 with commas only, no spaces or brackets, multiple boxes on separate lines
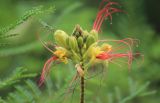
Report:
72,24,83,38
83,43,97,60
66,37,69,48
77,37,83,48
83,30,90,42
71,50,81,62
90,29,98,41
54,30,68,48
69,36,79,52
86,35,96,48
83,30,90,37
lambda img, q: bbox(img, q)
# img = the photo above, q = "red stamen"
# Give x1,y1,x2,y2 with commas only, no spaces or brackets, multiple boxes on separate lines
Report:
98,39,132,52
99,0,109,10
93,0,122,32
39,56,58,86
96,52,133,69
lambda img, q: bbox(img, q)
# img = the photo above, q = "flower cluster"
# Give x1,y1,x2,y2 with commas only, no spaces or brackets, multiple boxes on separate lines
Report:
39,0,140,86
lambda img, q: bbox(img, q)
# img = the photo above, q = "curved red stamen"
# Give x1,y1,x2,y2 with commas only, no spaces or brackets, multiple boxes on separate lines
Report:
99,38,140,51
96,52,133,69
96,38,142,69
39,56,58,86
93,0,122,32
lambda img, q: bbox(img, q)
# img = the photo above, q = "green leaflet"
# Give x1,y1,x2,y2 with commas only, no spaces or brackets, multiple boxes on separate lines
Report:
0,5,55,35
0,67,37,90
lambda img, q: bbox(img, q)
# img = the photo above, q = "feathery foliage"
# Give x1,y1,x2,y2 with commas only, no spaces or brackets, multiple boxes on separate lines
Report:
112,78,156,103
0,5,55,35
0,67,37,90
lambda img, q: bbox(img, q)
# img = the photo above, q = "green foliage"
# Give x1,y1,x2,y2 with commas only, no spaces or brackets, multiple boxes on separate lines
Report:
0,5,55,53
0,34,19,39
0,1,82,56
0,67,37,90
109,78,156,103
6,80,41,103
0,74,77,103
0,97,6,103
0,5,55,35
0,40,41,56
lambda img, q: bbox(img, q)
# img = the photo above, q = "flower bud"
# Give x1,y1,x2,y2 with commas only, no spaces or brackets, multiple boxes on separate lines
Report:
86,35,96,48
72,25,83,38
90,29,98,41
77,36,83,48
54,30,68,48
83,30,90,37
69,36,79,52
83,43,97,59
82,30,90,41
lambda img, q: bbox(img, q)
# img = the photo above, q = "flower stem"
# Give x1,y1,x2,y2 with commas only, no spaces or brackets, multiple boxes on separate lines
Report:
80,70,84,103
79,39,85,103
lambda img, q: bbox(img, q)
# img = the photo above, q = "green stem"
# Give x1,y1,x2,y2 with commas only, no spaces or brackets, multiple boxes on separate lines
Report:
79,39,85,103
80,70,84,103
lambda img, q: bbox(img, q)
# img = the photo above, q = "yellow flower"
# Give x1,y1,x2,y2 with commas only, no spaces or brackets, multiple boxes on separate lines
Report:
90,46,103,57
100,43,112,52
84,43,112,67
54,47,68,64
87,43,112,58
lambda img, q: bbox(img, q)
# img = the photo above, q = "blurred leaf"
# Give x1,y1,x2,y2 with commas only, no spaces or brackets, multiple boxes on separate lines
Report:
0,5,55,35
0,67,37,90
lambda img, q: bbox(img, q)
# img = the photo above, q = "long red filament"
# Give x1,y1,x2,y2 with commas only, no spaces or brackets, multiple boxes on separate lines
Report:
39,56,58,86
96,38,142,69
96,52,133,68
93,0,122,32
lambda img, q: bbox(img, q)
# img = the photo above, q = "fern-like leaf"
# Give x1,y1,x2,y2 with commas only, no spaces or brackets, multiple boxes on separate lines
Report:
0,5,55,35
0,67,37,90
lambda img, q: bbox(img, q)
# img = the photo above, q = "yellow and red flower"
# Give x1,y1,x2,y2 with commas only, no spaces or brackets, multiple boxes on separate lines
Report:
39,0,142,86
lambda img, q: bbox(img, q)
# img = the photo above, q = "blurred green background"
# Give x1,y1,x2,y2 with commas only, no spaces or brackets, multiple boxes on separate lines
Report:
0,0,160,103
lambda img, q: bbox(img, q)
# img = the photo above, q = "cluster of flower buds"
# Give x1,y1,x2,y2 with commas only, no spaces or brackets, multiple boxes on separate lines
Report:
53,25,99,65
